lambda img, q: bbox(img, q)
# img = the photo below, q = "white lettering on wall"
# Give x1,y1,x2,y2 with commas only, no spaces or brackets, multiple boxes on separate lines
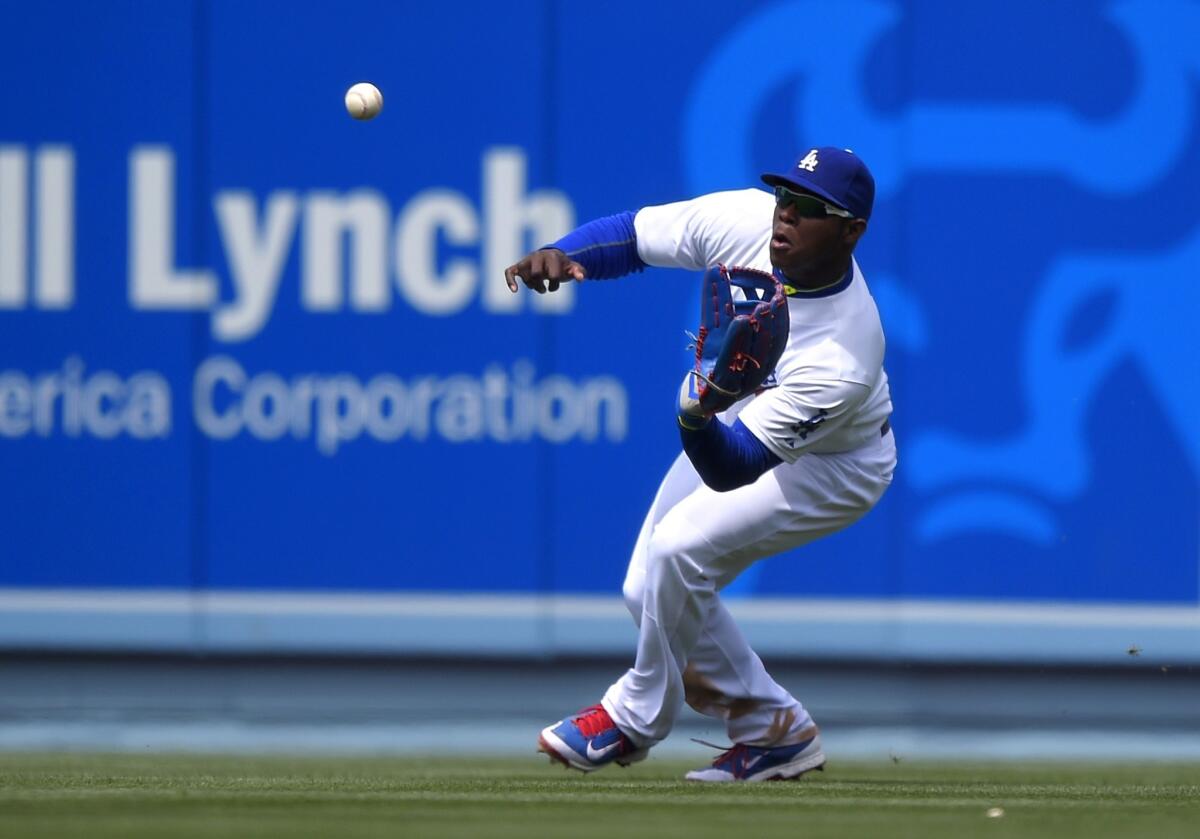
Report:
394,189,479,315
0,145,579,332
0,145,75,309
301,190,390,313
129,146,218,309
213,191,300,341
193,355,244,440
0,148,24,308
482,147,575,314
122,146,576,341
192,356,627,456
35,147,74,308
0,357,170,440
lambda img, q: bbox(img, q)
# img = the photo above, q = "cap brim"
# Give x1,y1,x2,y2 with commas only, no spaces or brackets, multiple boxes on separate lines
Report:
761,171,850,213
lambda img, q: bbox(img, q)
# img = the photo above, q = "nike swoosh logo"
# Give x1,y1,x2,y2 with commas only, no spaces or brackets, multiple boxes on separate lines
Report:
742,754,764,772
586,741,621,762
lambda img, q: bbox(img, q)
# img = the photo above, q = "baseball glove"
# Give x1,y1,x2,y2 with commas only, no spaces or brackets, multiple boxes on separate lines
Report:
678,264,789,429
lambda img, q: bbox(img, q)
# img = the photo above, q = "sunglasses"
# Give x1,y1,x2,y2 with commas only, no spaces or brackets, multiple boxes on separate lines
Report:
773,185,855,219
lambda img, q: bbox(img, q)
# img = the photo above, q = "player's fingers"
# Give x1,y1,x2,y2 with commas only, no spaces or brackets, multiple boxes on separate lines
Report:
568,261,586,281
544,254,564,293
504,263,521,293
545,252,564,283
525,252,547,294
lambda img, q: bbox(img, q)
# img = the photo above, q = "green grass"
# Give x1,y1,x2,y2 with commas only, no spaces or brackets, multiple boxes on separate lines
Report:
1,753,1198,839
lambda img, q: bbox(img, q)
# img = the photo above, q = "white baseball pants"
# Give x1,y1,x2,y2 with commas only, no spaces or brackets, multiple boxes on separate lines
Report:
601,428,896,747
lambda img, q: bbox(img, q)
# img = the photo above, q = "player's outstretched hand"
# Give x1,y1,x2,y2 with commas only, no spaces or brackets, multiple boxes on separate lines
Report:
504,249,586,294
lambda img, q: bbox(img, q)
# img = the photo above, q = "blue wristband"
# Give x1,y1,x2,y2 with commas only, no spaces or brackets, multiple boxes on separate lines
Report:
680,417,782,492
544,211,646,279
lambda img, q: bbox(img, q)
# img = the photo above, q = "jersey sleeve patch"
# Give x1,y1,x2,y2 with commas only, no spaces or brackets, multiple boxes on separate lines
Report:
737,379,870,462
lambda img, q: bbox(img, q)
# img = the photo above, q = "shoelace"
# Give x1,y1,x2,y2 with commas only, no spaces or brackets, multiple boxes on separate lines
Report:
691,738,751,770
574,705,616,739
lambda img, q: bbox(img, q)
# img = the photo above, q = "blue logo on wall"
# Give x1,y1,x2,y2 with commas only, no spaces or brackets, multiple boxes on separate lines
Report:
685,0,1199,599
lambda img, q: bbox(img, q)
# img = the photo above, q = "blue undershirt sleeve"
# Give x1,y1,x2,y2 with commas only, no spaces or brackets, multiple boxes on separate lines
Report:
679,417,782,492
542,211,646,279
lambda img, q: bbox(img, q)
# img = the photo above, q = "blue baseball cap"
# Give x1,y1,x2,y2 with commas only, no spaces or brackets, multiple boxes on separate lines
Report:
761,147,875,220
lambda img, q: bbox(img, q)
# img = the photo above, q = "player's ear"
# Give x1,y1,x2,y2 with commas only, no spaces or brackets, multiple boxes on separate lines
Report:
843,218,867,248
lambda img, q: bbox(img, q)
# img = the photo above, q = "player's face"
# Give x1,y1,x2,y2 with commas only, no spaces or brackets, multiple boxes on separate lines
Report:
770,189,866,282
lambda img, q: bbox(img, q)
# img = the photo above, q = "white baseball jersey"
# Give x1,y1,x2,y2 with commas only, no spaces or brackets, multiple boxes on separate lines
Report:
634,187,893,461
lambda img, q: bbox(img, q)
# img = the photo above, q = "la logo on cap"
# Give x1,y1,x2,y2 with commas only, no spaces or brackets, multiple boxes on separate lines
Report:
798,149,820,172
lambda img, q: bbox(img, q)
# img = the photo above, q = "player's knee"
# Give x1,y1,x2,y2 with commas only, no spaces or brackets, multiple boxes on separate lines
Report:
624,580,643,619
644,525,711,597
621,573,645,619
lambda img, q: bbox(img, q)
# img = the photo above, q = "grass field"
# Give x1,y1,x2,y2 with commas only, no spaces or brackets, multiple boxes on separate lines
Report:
2,753,1199,839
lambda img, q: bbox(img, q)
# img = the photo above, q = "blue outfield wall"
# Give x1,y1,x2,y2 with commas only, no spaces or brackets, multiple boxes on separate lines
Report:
0,0,1198,662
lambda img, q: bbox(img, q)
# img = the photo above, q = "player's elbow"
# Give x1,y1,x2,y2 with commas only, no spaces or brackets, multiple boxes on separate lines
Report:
697,469,758,493
680,416,781,492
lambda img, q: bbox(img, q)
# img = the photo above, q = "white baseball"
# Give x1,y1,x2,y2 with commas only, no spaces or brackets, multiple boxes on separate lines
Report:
345,82,383,120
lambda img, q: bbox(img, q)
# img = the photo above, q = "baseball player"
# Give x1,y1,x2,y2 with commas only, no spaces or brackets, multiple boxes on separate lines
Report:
504,147,895,782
